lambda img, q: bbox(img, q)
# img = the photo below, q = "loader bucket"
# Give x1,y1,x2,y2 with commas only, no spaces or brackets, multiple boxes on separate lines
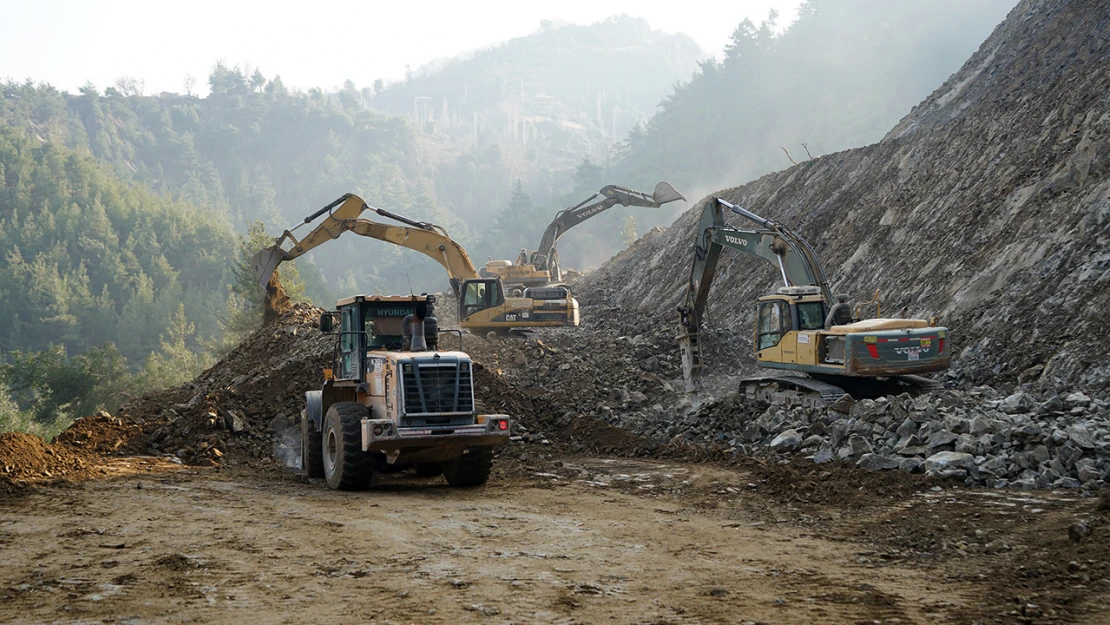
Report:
653,182,686,205
250,247,286,290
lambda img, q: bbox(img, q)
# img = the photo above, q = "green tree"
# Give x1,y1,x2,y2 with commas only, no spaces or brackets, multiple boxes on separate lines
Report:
0,343,130,425
210,221,311,357
621,215,638,246
138,304,212,391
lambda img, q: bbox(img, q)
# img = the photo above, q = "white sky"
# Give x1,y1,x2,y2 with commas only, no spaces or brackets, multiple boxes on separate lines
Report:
1,0,801,95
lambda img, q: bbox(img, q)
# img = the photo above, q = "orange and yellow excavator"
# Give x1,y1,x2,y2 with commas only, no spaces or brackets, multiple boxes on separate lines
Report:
251,193,579,332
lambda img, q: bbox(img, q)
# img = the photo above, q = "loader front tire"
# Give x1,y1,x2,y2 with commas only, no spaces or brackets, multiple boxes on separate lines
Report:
322,402,373,491
442,447,494,487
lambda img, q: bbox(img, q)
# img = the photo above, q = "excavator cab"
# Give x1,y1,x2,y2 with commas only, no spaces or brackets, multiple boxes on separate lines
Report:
459,279,505,320
754,288,829,360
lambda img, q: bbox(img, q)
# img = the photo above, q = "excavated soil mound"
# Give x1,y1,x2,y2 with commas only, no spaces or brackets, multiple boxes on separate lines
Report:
54,413,145,455
0,432,91,483
114,302,333,467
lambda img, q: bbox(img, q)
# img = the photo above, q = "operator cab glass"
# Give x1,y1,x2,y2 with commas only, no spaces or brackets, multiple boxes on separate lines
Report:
460,279,504,318
757,301,790,349
364,308,407,351
338,306,362,379
796,301,826,331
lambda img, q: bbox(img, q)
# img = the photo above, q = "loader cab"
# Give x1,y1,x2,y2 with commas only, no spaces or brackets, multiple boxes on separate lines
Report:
754,286,827,359
325,294,435,380
458,278,505,320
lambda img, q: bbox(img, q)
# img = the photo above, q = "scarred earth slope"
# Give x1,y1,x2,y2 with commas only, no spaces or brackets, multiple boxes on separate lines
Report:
582,0,1110,390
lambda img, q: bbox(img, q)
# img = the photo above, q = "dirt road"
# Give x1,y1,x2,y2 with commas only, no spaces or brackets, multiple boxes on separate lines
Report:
2,456,1107,625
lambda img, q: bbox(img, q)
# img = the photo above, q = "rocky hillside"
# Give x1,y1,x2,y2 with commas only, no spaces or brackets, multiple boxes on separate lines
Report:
582,0,1110,391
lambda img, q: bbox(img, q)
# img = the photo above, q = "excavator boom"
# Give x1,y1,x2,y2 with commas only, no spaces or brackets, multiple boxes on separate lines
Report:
535,181,685,263
678,196,831,374
486,181,685,286
251,194,479,296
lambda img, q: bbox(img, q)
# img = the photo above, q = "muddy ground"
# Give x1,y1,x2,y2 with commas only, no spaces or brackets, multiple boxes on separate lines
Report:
1,452,1108,625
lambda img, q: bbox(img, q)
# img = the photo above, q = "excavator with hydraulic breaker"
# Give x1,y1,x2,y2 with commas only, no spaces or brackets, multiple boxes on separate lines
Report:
483,181,686,287
676,197,951,407
251,193,579,333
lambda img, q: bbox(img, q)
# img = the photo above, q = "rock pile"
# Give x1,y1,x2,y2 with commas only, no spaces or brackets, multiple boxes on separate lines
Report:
118,303,333,466
621,385,1110,490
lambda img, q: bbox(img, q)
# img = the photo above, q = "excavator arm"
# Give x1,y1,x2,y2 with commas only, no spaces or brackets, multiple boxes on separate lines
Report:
533,181,685,279
677,197,832,394
251,193,481,297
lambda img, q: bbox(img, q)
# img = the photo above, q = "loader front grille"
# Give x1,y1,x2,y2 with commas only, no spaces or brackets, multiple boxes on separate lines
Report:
400,359,474,423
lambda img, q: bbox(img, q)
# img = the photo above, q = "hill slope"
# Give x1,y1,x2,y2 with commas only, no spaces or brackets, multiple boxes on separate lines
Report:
582,0,1110,390
373,16,704,159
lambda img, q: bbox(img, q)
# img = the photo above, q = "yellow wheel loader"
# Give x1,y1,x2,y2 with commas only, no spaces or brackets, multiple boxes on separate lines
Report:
301,293,511,490
483,181,686,287
677,197,952,407
251,193,579,333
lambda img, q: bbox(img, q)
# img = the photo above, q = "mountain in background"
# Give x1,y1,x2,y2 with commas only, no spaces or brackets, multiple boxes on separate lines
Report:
609,0,1018,200
373,15,705,213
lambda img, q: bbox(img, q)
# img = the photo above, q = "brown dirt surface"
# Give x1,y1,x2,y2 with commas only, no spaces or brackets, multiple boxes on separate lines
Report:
53,413,145,455
0,459,1106,624
112,302,332,467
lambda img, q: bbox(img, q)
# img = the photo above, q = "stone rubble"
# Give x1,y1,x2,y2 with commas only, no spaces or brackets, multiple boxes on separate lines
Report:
596,383,1109,491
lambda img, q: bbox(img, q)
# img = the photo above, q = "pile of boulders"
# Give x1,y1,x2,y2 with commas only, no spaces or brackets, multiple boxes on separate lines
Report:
616,385,1110,490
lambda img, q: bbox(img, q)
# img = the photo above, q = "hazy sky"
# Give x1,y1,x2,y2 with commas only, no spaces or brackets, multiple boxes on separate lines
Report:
1,0,801,95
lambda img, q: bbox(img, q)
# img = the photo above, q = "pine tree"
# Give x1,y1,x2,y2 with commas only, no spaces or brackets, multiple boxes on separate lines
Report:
621,215,638,246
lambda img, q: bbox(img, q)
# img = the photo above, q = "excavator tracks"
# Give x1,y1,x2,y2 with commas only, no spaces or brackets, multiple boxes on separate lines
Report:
740,374,942,408
740,376,848,408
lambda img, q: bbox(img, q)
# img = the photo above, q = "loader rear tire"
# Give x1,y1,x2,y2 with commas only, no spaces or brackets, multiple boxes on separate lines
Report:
322,402,373,491
442,447,494,487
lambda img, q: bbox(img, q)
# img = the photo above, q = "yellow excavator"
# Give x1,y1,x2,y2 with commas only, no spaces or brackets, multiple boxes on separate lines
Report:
483,182,686,287
251,193,579,332
677,197,951,406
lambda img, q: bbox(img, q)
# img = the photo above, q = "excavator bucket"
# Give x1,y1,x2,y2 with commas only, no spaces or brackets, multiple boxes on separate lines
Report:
250,247,286,290
653,182,686,205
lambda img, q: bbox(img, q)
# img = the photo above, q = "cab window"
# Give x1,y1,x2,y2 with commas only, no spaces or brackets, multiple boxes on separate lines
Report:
796,301,826,331
757,301,790,350
340,306,360,378
463,282,491,307
462,282,494,318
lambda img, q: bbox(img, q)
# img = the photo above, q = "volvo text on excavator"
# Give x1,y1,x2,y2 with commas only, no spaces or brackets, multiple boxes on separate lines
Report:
251,193,579,333
676,197,951,406
482,182,686,287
